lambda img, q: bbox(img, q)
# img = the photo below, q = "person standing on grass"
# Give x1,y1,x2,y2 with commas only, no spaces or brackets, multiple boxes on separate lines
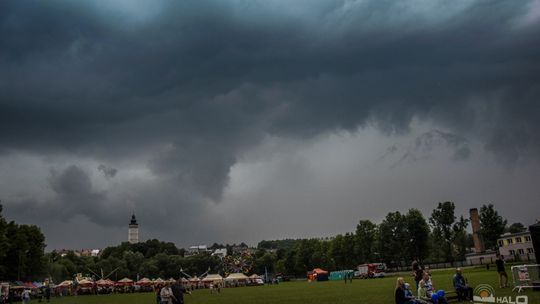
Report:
496,254,508,288
21,288,31,304
155,284,162,304
160,282,176,304
44,281,51,303
412,261,424,291
172,279,191,304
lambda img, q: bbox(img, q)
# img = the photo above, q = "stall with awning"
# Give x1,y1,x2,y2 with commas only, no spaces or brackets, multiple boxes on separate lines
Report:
225,273,249,281
136,278,152,286
201,274,223,287
96,279,115,287
57,280,73,287
116,278,134,286
307,268,329,281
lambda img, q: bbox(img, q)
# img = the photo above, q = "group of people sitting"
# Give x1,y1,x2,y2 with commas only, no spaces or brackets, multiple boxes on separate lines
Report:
395,263,474,304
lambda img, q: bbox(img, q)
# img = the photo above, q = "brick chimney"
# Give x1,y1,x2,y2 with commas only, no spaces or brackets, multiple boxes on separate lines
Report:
470,208,485,253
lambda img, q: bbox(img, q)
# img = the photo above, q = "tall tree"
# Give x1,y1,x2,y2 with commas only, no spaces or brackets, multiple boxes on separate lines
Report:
430,202,456,263
0,204,8,278
480,204,507,250
2,220,46,281
294,239,316,275
452,216,470,261
354,220,378,264
405,209,431,262
329,235,346,269
507,222,526,234
378,212,407,265
20,224,46,280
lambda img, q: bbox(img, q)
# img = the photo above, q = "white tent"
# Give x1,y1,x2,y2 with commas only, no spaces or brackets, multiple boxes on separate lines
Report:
249,274,262,279
225,273,249,281
202,274,223,282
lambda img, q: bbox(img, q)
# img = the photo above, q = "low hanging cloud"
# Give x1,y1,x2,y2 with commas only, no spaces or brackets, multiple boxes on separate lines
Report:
0,1,539,247
8,165,111,224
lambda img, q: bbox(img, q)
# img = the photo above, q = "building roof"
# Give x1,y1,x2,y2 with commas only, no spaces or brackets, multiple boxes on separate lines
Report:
497,230,530,240
130,213,138,226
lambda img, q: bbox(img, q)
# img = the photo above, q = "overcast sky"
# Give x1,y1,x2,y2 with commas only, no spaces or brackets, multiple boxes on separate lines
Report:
1,0,539,250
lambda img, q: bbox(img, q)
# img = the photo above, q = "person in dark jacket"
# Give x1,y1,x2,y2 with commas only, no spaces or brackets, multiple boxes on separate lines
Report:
412,261,424,291
496,254,508,288
155,284,162,304
453,268,473,301
171,279,191,304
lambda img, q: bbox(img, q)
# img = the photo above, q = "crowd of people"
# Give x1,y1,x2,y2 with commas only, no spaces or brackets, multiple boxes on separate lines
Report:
395,262,478,304
395,255,512,304
1,282,52,304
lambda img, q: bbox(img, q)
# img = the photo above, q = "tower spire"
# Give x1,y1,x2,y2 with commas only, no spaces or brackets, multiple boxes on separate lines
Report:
128,213,139,244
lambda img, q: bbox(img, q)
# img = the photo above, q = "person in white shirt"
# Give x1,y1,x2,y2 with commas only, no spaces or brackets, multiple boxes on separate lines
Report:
160,283,176,304
21,288,31,304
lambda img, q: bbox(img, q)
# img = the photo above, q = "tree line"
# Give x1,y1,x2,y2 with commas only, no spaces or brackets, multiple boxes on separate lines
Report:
255,202,510,276
0,205,46,281
0,202,520,282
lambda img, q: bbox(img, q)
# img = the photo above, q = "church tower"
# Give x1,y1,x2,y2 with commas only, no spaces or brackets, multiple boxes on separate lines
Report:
128,213,139,244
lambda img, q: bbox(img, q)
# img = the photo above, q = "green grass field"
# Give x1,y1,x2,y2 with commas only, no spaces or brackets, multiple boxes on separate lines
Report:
44,267,539,304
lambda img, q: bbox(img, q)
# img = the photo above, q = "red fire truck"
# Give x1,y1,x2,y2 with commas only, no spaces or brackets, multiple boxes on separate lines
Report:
356,263,387,279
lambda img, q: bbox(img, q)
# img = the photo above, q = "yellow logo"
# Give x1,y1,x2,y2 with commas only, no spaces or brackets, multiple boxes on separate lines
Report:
474,284,495,301
473,284,528,304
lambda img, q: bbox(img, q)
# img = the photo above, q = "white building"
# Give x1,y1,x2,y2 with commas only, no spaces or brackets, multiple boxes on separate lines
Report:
212,248,227,258
128,214,139,244
498,230,535,261
187,245,209,254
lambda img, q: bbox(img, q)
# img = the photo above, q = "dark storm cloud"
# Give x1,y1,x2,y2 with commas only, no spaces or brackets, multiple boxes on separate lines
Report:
98,164,117,179
380,129,471,167
9,165,112,224
1,0,540,240
1,1,539,152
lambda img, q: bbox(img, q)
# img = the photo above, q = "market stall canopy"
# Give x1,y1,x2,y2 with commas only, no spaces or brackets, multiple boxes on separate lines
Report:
77,279,93,286
249,274,262,279
96,279,115,287
153,278,165,283
225,273,249,281
136,278,152,285
202,274,223,282
23,282,37,289
117,278,134,286
311,268,328,274
307,268,329,281
57,280,73,287
10,282,24,289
